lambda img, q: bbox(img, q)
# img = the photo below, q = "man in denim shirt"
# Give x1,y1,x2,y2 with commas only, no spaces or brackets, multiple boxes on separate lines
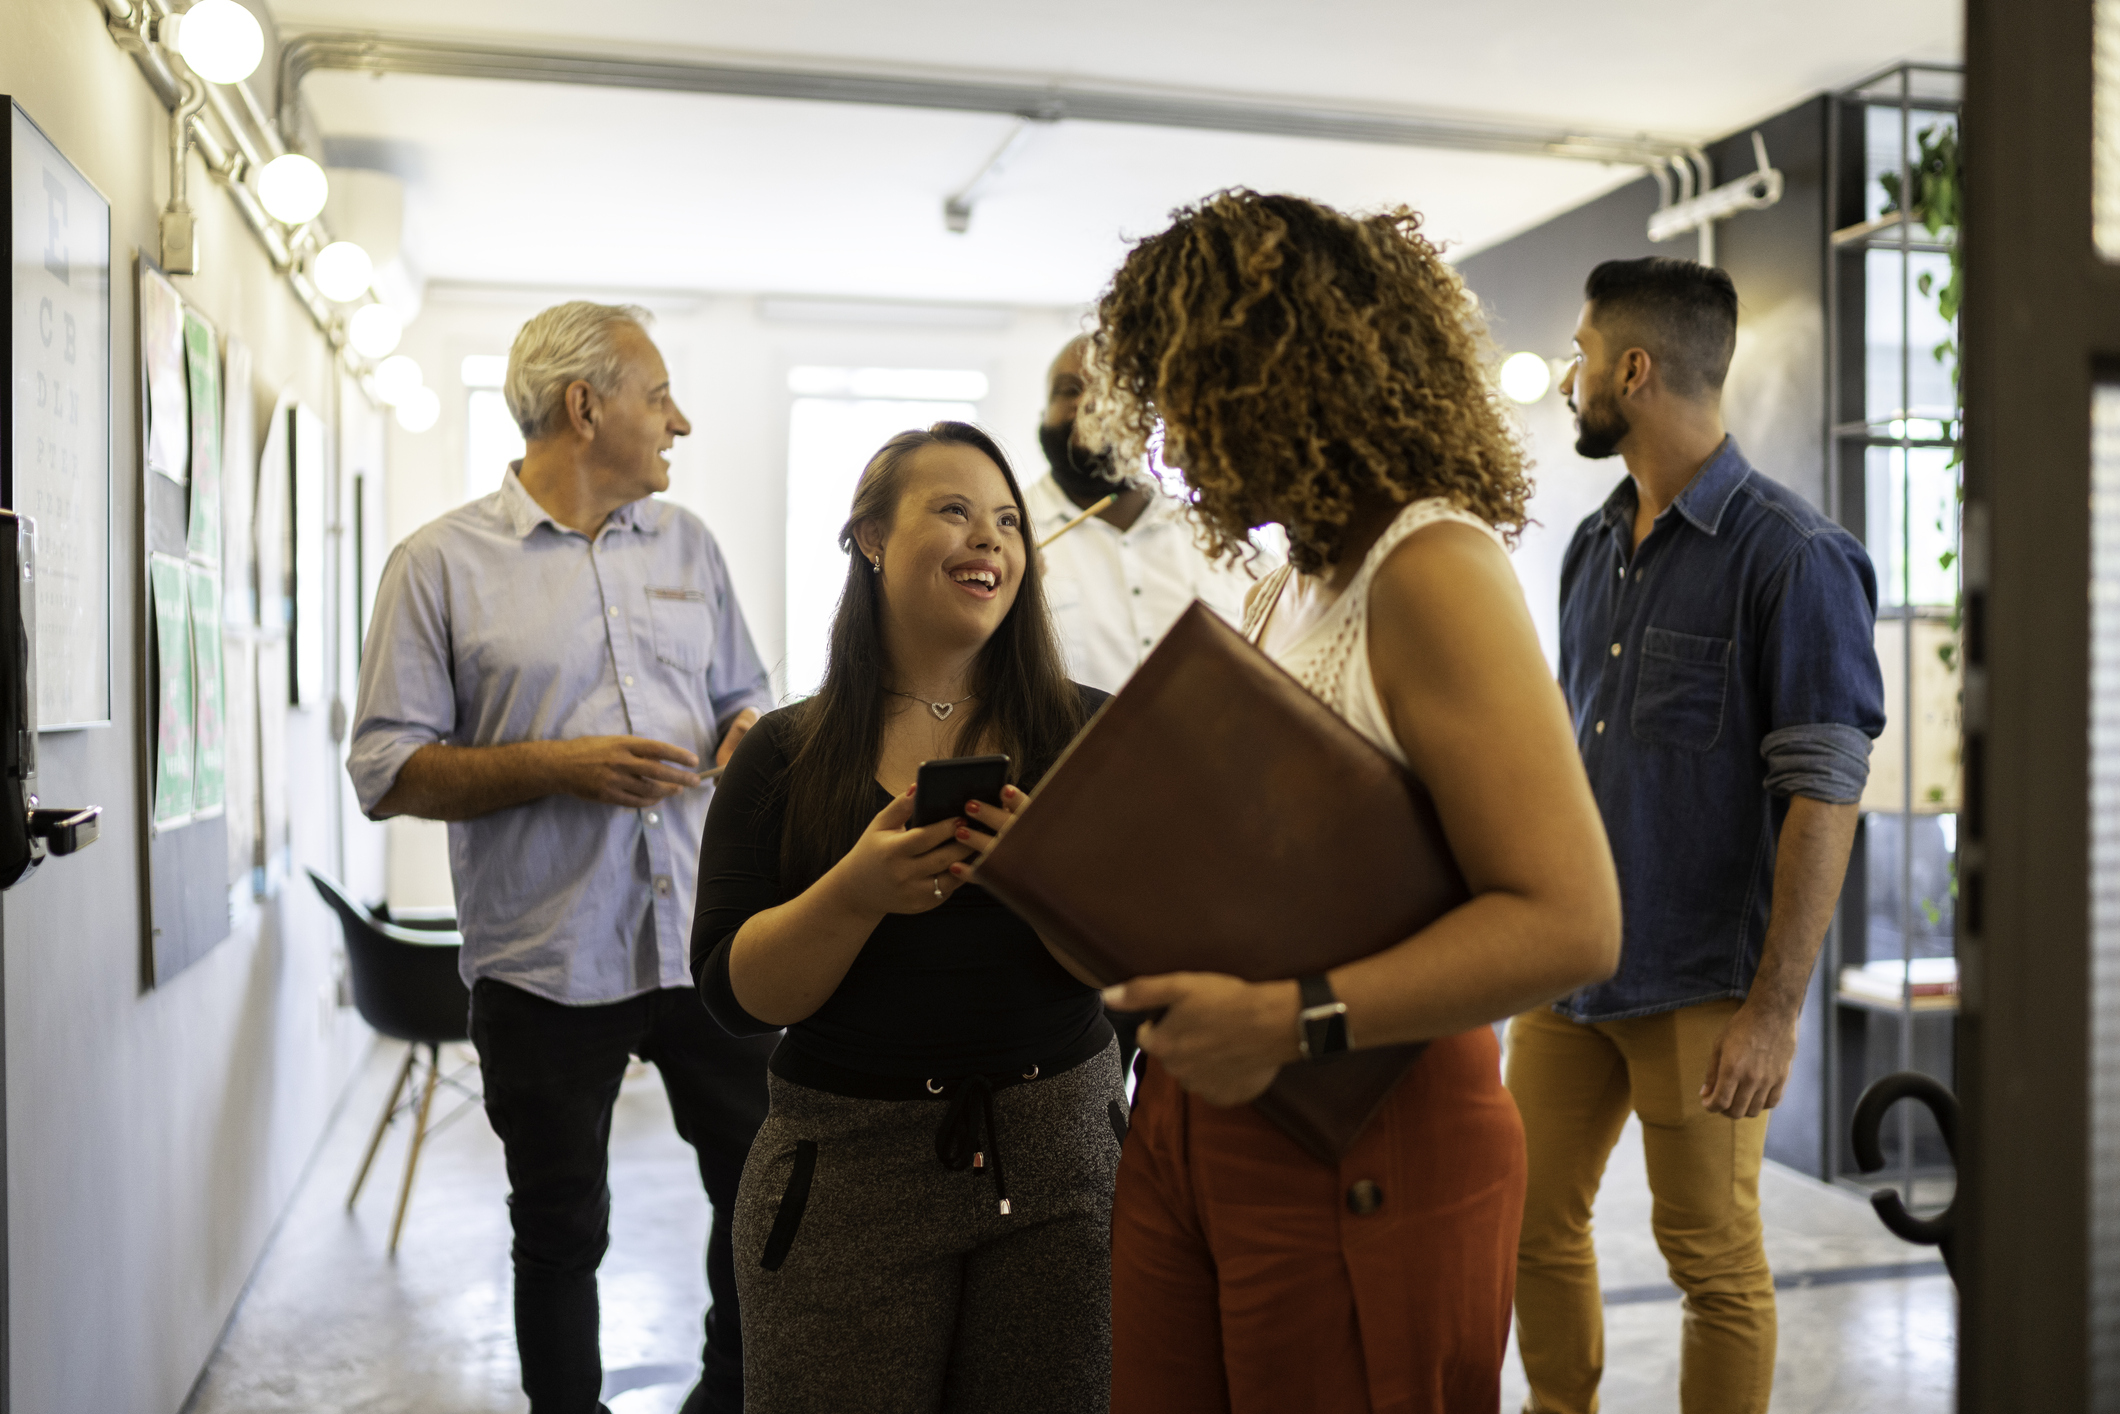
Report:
350,303,775,1414
1507,259,1885,1414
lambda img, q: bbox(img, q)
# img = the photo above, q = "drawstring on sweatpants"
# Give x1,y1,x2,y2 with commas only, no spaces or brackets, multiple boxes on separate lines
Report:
931,1064,1038,1215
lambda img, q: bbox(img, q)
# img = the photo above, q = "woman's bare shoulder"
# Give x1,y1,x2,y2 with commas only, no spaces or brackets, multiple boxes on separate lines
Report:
1363,516,1536,683
1370,518,1518,612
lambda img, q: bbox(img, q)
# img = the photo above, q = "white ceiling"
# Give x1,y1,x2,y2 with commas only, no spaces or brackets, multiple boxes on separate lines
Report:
277,0,1962,307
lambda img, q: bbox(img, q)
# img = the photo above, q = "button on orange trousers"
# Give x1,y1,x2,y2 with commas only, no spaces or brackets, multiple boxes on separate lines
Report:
1111,1028,1526,1414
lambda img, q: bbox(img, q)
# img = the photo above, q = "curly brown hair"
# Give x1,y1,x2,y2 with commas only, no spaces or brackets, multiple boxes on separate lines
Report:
1081,189,1531,574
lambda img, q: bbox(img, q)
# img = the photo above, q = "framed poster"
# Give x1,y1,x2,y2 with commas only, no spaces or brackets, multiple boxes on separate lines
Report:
7,98,112,729
135,270,231,979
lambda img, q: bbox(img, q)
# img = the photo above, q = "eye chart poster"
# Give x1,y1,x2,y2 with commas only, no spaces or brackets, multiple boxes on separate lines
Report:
9,101,111,729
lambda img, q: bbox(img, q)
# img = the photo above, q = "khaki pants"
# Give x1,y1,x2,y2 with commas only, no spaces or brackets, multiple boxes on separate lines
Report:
1505,1000,1775,1414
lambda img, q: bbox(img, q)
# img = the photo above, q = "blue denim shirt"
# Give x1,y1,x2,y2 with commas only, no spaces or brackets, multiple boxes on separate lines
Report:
1557,438,1885,1022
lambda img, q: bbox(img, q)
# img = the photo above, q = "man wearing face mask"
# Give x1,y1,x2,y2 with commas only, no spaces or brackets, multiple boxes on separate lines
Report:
1509,258,1885,1414
1024,335,1254,694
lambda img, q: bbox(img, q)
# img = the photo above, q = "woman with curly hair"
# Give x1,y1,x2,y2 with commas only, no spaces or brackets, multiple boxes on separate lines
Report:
1090,191,1622,1411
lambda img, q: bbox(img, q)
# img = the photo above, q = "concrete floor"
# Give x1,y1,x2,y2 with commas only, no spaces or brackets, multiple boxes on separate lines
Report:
186,1040,1955,1414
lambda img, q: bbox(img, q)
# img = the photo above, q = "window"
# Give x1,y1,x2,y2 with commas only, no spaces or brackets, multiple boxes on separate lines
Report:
783,367,987,696
462,356,523,503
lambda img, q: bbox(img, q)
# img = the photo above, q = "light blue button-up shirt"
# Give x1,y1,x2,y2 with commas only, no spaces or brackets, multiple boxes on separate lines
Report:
348,470,774,1005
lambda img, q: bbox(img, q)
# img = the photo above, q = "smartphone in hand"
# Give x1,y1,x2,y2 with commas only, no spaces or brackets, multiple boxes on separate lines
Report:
911,754,1011,835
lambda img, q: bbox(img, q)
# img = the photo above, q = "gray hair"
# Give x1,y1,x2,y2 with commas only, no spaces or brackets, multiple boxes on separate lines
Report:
504,301,653,440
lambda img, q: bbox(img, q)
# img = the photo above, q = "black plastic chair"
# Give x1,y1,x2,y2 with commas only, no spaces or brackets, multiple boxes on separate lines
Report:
1850,1070,1961,1286
308,869,481,1254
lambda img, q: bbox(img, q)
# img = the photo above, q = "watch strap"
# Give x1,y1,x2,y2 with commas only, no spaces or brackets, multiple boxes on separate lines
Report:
1296,973,1349,1060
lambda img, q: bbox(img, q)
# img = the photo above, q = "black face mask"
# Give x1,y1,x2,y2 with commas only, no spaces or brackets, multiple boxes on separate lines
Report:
1571,380,1631,460
1038,419,1123,506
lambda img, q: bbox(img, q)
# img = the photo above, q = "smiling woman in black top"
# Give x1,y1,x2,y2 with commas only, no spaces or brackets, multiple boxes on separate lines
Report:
692,422,1120,1414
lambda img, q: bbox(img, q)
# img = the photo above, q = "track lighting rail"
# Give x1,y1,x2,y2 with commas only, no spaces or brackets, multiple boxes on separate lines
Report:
94,0,342,348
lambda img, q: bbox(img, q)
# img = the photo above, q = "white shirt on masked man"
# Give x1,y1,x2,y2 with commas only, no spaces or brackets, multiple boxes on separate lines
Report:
1025,473,1258,694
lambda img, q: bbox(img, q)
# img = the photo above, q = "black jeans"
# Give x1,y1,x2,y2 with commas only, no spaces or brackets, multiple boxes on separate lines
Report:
470,978,774,1414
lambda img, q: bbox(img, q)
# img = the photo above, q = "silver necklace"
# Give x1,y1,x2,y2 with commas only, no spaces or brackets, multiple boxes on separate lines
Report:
887,688,976,722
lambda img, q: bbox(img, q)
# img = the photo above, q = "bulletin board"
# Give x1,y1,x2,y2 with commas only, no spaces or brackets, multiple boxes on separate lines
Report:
137,256,230,986
6,98,112,729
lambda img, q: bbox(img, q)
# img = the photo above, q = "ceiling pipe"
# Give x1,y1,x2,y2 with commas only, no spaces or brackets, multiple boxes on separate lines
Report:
943,117,1049,234
160,73,209,273
275,31,1694,168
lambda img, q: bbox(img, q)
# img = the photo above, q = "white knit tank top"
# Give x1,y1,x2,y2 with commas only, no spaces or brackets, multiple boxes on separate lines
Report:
1241,499,1506,769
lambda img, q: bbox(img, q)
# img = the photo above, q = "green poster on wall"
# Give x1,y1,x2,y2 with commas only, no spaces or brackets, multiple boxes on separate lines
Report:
183,309,221,564
187,564,224,816
149,553,195,826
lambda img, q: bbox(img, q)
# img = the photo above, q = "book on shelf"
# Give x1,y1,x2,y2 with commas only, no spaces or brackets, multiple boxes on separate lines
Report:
1838,956,1959,1009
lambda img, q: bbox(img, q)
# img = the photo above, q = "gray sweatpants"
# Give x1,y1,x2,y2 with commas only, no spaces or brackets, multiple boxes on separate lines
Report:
733,1040,1127,1413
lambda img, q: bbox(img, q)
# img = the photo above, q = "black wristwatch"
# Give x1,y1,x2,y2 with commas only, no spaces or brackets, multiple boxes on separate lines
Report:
1296,974,1349,1060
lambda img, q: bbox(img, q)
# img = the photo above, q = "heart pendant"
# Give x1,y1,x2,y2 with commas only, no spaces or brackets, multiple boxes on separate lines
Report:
931,701,954,721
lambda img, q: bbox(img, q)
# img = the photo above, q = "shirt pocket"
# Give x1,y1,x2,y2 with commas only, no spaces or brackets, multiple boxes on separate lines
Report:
1632,626,1731,752
646,587,715,673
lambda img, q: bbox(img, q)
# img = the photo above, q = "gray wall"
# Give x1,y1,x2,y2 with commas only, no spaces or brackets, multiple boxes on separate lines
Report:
2,3,382,1410
1457,97,1837,1177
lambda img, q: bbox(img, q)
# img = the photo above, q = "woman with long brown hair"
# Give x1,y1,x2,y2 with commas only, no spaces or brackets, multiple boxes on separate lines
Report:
691,423,1122,1412
1088,191,1622,1410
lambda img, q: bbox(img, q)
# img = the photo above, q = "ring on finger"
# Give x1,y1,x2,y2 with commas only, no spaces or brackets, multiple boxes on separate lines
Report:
932,875,943,900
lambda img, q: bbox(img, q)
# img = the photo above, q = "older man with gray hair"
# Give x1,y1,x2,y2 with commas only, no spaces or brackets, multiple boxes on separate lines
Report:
350,301,774,1414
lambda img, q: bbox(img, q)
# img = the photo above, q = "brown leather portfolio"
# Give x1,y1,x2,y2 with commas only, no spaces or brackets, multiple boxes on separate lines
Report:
976,600,1470,1164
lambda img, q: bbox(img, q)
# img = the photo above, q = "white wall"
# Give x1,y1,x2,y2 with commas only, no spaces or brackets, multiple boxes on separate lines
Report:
380,287,1086,908
2,6,384,1410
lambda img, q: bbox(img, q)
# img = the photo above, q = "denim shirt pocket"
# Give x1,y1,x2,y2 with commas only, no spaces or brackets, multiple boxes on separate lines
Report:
646,587,714,672
1632,626,1731,752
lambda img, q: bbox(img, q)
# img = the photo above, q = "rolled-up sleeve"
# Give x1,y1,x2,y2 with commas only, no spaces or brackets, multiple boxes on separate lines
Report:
1757,530,1887,803
347,539,456,818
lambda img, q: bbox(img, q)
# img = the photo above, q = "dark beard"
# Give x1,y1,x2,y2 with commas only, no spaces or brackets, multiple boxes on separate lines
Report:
1038,419,1123,506
1572,386,1630,460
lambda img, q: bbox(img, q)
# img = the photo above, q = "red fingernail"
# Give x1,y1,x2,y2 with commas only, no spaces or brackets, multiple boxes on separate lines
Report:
965,800,979,813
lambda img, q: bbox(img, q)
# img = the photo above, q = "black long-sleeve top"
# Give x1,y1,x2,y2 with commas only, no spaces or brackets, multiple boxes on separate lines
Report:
691,696,1106,1078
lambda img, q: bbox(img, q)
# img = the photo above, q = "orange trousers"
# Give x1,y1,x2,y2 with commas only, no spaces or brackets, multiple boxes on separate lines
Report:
1111,1029,1526,1414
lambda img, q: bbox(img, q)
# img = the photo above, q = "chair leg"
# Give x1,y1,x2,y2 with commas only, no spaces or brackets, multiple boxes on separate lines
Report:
389,1043,444,1256
348,1045,419,1211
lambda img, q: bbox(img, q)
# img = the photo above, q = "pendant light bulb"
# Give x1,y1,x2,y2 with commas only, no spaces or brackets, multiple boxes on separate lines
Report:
395,385,442,434
258,154,329,225
312,241,374,303
373,355,424,406
172,0,264,85
347,304,403,359
1498,351,1553,405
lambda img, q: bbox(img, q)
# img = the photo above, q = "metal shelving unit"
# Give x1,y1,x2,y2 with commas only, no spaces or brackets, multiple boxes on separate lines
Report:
1822,62,1964,1208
